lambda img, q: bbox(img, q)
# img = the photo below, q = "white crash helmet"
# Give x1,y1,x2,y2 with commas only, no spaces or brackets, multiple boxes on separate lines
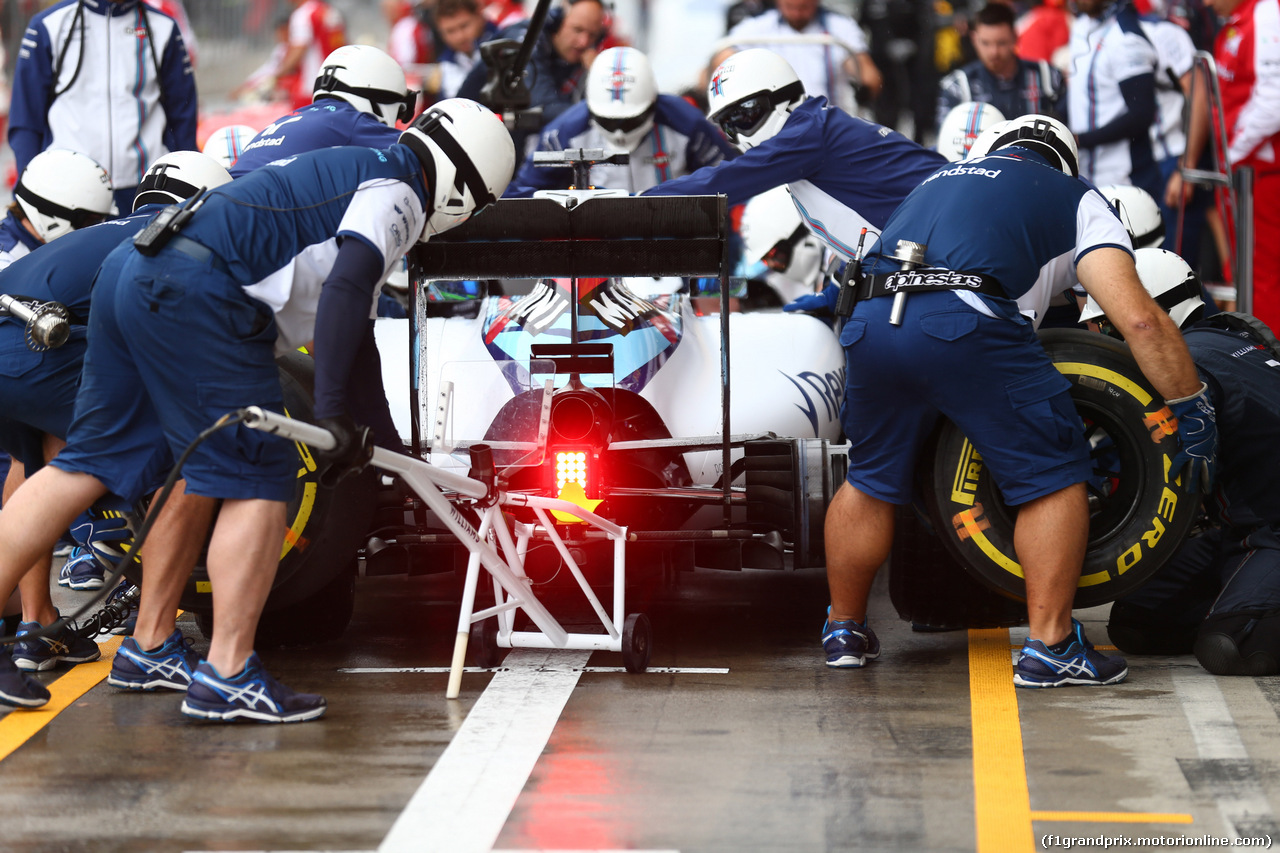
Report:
938,102,1006,162
1079,248,1205,331
1098,184,1164,250
707,48,807,152
586,46,659,152
132,151,234,212
397,98,516,241
313,44,415,128
967,114,1079,177
202,124,258,169
741,186,823,286
13,149,116,243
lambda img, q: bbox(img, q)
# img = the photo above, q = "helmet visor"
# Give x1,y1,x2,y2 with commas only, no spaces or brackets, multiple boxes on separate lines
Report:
592,105,655,135
713,96,772,143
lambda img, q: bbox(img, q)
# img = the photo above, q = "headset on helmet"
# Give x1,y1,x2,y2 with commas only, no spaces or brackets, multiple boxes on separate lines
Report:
1097,184,1165,250
397,98,516,241
133,151,234,212
741,186,823,286
202,124,258,170
314,45,416,128
938,102,1006,162
967,114,1079,177
587,47,659,153
707,49,806,152
13,149,116,243
1079,248,1205,331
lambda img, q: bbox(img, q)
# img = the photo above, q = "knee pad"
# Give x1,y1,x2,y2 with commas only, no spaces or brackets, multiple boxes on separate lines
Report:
1195,609,1280,676
1107,601,1199,655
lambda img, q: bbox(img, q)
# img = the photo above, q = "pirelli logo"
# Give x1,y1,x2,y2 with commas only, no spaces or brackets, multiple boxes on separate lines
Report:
951,438,983,506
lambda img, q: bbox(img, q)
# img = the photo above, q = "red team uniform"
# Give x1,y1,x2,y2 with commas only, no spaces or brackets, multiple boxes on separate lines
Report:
1216,0,1280,326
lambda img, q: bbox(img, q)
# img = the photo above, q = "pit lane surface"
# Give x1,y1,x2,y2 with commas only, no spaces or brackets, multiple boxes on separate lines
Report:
1,566,1278,853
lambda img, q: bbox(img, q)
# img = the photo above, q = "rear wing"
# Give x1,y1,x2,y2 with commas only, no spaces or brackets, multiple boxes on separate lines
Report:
405,194,736,516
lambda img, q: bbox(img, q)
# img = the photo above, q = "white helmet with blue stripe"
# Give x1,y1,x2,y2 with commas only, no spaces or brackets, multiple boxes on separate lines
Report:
939,102,1006,162
587,47,658,153
707,49,806,153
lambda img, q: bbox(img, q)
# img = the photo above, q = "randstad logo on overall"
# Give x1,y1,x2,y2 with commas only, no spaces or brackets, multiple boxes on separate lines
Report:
923,163,1003,185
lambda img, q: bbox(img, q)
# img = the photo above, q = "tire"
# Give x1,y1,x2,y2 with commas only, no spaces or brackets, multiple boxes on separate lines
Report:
923,328,1201,608
888,504,1028,629
173,351,376,641
469,618,502,668
622,612,652,673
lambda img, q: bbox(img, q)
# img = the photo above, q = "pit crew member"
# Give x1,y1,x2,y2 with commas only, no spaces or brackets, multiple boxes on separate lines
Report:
1085,252,1280,676
821,116,1212,687
0,149,115,271
645,49,947,261
9,0,198,213
231,45,412,178
507,46,737,197
0,100,516,719
0,153,232,680
1067,0,1162,202
936,3,1064,128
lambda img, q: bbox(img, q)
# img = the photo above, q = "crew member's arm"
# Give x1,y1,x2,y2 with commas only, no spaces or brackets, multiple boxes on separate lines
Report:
312,237,386,422
1075,74,1157,148
1077,247,1201,401
158,26,199,154
8,19,55,176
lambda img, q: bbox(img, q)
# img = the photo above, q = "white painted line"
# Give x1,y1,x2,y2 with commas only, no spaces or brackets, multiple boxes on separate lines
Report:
1170,667,1275,840
340,666,729,675
378,648,591,853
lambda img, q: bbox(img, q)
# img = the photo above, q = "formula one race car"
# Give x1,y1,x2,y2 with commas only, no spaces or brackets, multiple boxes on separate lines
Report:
368,192,847,595
144,190,846,645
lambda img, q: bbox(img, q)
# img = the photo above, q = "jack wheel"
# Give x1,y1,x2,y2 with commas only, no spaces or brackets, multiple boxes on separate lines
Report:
622,612,652,673
469,619,502,668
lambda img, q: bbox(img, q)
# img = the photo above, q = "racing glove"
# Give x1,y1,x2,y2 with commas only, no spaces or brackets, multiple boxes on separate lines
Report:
783,284,840,316
1166,382,1217,494
316,413,374,488
69,496,138,570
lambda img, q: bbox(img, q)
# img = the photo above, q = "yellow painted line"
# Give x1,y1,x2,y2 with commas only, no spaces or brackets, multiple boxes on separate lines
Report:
973,630,1196,850
969,628,1036,853
1031,811,1194,824
0,635,123,762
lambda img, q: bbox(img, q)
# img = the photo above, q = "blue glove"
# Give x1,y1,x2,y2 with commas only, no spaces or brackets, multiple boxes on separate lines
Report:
783,284,840,315
1167,382,1217,494
69,496,137,568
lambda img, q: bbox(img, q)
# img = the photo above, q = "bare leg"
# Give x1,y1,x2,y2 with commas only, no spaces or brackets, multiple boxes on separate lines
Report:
131,481,217,651
825,481,896,623
204,498,287,676
0,466,107,606
1015,482,1088,647
4,460,62,625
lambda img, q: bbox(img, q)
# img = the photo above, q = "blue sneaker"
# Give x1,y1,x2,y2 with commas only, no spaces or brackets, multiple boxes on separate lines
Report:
12,618,101,671
58,547,106,590
1014,619,1128,688
0,644,49,708
108,630,201,692
822,608,881,668
181,652,326,723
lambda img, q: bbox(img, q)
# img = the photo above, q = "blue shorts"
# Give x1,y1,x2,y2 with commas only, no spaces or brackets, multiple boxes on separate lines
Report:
53,244,295,503
0,320,86,470
840,292,1091,506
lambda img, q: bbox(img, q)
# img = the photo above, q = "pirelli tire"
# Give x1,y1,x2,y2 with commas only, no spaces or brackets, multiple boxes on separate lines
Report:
922,328,1200,609
179,351,377,643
